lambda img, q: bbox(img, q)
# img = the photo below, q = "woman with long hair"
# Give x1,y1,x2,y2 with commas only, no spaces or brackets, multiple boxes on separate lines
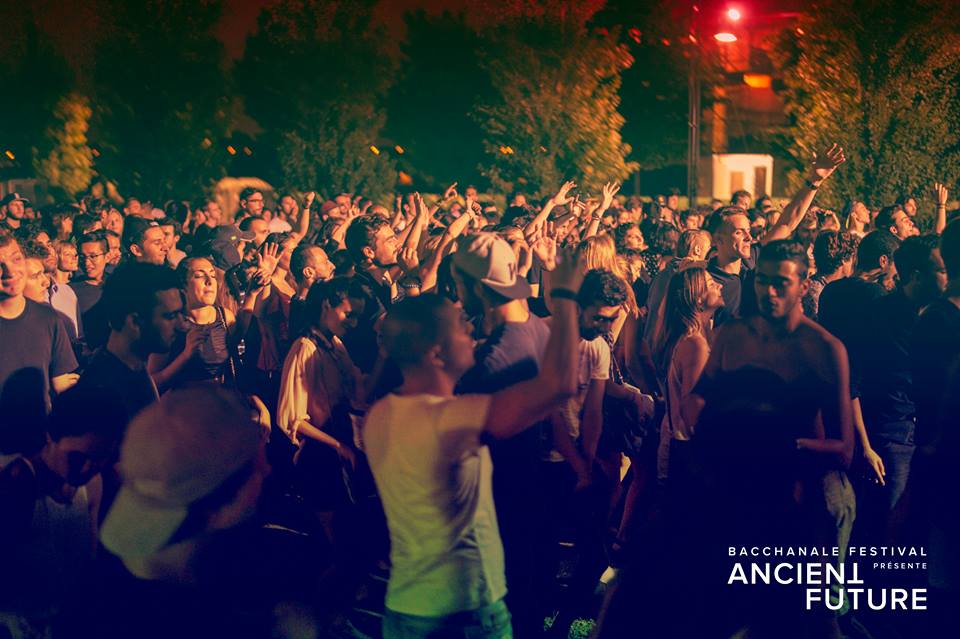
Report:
652,262,724,486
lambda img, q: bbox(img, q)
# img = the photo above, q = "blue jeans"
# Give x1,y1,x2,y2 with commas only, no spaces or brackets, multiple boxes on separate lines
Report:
383,600,513,639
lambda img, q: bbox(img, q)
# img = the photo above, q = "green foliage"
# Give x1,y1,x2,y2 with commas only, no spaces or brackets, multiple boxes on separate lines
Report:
34,94,95,199
770,0,960,208
593,0,695,171
384,11,492,190
474,18,638,199
0,16,72,178
90,0,229,200
238,0,397,201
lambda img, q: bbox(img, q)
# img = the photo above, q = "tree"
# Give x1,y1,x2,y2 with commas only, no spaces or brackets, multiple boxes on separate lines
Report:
473,16,638,198
34,93,95,199
592,0,694,172
0,16,72,179
237,0,397,201
384,11,492,191
90,0,230,200
770,0,960,209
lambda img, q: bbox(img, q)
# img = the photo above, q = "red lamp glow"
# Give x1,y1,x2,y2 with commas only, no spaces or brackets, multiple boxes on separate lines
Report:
714,32,738,43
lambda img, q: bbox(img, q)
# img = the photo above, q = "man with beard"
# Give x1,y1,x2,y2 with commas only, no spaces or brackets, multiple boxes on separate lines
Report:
856,235,947,550
77,263,181,420
344,215,409,308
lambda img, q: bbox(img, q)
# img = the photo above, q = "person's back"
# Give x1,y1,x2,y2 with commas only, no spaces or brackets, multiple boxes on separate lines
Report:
364,393,504,616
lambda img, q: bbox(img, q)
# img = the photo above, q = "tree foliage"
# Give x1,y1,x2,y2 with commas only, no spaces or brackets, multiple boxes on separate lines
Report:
474,17,638,198
90,0,230,200
238,0,397,201
384,11,491,190
34,93,95,199
770,0,960,208
0,15,72,178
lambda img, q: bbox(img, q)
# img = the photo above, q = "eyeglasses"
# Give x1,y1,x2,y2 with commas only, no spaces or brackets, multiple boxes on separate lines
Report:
81,253,104,262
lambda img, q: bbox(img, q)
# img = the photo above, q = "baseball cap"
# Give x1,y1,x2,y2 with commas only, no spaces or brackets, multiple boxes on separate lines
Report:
100,388,262,564
0,192,25,206
452,232,532,300
206,224,256,270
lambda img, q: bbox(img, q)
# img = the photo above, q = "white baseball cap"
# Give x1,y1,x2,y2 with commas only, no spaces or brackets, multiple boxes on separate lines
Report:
452,232,532,300
100,388,262,562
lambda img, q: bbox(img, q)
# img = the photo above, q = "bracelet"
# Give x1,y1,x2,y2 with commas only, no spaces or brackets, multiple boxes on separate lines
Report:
550,288,578,301
806,179,820,190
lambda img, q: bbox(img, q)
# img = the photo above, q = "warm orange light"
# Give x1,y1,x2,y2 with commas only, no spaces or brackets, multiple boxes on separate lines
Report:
398,170,413,185
4,150,14,160
226,145,236,155
370,145,380,155
727,8,742,21
743,74,772,89
394,145,404,154
714,32,738,43
243,146,253,156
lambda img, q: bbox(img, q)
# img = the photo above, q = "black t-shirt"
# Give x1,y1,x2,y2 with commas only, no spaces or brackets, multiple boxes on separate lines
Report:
817,277,886,399
910,297,960,448
859,291,921,444
71,280,103,315
77,349,158,422
0,299,78,412
707,259,745,327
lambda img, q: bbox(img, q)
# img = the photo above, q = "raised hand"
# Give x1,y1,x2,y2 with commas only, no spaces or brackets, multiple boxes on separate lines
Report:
934,182,949,207
810,143,845,183
257,242,281,279
442,182,459,201
399,245,419,272
552,180,577,207
551,245,586,293
530,224,559,272
516,238,534,278
600,181,622,210
304,191,316,210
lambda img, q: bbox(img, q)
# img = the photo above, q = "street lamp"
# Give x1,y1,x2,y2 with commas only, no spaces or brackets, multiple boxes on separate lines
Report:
687,5,741,206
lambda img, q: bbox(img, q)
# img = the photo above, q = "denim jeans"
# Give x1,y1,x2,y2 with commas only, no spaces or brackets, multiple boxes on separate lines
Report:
383,600,513,639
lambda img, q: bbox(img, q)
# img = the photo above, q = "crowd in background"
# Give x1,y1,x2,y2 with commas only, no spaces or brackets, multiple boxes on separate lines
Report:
1,141,958,639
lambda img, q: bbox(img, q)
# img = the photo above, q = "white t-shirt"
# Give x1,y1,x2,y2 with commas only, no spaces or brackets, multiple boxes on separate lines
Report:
362,393,505,616
546,336,610,462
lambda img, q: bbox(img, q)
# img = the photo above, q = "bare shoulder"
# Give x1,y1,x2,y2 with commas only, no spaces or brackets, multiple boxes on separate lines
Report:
796,317,848,381
675,333,710,359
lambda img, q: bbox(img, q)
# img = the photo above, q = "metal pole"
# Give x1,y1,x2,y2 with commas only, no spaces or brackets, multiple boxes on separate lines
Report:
687,3,700,207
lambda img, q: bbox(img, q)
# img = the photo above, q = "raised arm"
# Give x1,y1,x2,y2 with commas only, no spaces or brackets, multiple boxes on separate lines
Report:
420,202,478,292
764,143,845,244
485,249,584,438
583,182,620,239
293,191,315,240
524,180,575,238
933,182,949,235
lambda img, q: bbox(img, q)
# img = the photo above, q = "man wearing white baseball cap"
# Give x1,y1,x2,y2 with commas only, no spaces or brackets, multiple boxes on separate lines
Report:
100,387,269,579
451,232,555,638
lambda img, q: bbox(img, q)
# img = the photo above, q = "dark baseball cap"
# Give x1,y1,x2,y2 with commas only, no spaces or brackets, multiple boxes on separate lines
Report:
206,224,256,270
0,192,25,206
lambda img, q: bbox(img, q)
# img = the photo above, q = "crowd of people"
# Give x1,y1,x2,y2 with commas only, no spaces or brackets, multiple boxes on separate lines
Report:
0,140,958,639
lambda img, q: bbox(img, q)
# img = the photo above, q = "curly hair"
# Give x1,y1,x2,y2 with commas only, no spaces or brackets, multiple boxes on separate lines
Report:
812,230,857,276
